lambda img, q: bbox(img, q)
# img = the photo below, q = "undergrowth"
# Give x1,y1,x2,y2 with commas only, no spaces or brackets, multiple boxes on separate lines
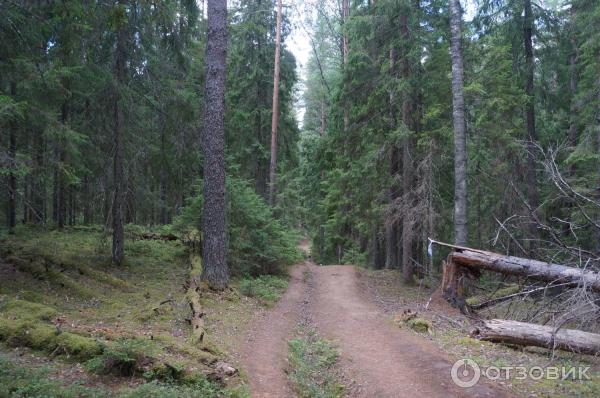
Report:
238,275,288,305
287,331,344,398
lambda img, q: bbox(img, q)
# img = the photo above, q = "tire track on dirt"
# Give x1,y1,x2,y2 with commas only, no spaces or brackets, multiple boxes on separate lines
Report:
309,264,514,398
239,263,308,397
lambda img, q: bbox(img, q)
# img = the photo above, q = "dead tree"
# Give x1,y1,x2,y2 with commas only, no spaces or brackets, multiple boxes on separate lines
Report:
472,319,600,355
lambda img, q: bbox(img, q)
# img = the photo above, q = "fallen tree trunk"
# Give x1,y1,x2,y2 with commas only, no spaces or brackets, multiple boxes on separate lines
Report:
434,239,600,310
186,253,205,344
450,249,600,292
471,319,600,355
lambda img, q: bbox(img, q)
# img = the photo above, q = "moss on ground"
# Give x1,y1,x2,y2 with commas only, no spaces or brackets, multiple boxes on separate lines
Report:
0,225,260,396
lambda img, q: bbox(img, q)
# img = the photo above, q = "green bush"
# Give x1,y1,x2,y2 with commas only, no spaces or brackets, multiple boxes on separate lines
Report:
174,177,301,276
239,275,288,305
86,338,155,377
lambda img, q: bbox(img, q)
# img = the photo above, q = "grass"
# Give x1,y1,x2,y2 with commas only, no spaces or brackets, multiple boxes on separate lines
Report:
0,225,263,397
238,275,288,306
0,353,250,398
287,331,344,398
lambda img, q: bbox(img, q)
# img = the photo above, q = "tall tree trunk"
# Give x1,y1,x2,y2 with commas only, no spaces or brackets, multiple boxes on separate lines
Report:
342,0,350,132
524,0,539,248
56,101,68,229
159,116,168,225
400,11,414,284
201,0,229,289
386,47,398,269
32,126,45,224
112,0,127,264
268,0,283,207
450,0,468,246
567,39,579,152
8,81,17,233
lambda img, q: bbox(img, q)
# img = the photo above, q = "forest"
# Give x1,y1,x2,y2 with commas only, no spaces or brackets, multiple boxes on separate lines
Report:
1,0,600,397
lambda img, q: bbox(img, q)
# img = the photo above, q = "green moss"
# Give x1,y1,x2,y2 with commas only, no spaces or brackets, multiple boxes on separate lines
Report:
0,319,103,360
0,299,103,360
406,317,431,334
0,299,58,322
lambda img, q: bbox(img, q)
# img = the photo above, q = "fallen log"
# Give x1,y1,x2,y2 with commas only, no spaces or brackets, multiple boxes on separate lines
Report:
471,319,600,355
450,249,600,292
186,253,205,344
434,239,600,310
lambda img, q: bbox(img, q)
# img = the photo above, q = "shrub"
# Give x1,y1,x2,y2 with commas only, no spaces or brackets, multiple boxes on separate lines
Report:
239,275,288,305
173,177,301,276
86,338,155,377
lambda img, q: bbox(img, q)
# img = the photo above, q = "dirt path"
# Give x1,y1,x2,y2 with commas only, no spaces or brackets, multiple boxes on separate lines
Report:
309,264,512,398
239,262,309,397
240,260,512,398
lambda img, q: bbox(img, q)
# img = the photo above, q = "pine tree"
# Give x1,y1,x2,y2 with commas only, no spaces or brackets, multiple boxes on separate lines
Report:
201,0,229,289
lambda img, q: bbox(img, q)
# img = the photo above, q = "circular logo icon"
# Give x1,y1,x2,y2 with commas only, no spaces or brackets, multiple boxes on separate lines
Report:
451,359,481,388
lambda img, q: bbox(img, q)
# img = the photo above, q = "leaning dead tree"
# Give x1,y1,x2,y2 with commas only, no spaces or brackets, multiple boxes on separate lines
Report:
436,240,600,310
434,239,600,354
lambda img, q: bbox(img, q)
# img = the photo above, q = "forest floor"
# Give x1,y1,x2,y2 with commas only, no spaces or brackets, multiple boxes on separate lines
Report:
1,229,599,397
238,255,600,398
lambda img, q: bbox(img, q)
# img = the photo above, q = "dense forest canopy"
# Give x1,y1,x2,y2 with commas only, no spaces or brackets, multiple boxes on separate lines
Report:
2,0,600,283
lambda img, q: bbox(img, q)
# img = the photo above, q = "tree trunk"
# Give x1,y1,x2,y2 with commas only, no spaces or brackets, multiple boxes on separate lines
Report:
472,319,600,355
268,0,282,207
524,0,539,247
386,47,399,269
112,0,127,264
159,116,168,225
342,0,349,132
8,82,17,232
201,0,229,289
450,0,468,246
31,126,45,224
187,253,206,344
56,100,68,229
448,247,600,292
400,11,414,284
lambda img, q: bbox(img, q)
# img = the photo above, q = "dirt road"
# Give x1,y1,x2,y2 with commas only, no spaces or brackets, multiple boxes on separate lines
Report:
239,261,512,398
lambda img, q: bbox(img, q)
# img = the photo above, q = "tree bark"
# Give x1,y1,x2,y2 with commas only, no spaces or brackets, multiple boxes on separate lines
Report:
268,0,282,207
112,0,127,264
342,0,349,132
448,247,600,292
524,0,539,246
386,47,398,269
8,81,17,232
201,0,229,289
450,0,468,246
472,319,600,355
187,253,206,344
56,100,68,229
400,11,414,284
